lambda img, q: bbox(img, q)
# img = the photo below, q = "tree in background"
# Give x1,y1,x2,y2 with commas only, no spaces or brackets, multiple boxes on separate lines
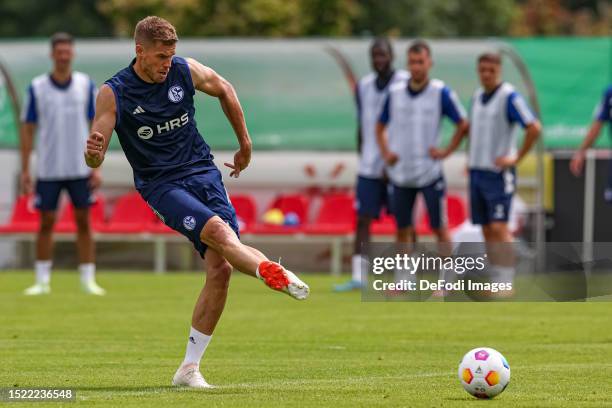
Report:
0,0,608,37
351,0,516,37
97,0,359,37
510,0,610,36
0,0,112,37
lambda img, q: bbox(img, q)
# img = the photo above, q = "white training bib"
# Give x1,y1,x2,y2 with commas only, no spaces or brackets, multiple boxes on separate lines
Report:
21,71,96,180
357,70,409,179
469,82,527,171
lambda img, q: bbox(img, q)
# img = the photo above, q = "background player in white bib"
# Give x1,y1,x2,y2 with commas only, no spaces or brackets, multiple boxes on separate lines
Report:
20,33,104,296
331,38,409,292
377,40,468,247
442,52,541,286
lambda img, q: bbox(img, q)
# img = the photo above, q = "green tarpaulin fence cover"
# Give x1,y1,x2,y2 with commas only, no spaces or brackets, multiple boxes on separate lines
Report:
0,37,609,151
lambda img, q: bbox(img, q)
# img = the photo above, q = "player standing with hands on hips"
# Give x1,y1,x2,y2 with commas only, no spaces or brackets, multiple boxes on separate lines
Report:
376,40,468,291
84,16,309,388
21,32,104,296
440,52,541,287
377,40,468,246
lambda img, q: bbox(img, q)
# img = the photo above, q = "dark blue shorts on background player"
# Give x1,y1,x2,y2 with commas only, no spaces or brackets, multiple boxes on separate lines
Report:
469,168,516,225
144,169,240,258
355,175,390,219
35,177,93,211
391,177,446,229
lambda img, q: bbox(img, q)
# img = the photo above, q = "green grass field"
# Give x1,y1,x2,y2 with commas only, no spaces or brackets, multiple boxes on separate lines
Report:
1,271,611,407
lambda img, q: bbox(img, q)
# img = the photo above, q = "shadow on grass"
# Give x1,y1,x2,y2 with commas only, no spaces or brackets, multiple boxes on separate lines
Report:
445,396,502,402
74,385,251,396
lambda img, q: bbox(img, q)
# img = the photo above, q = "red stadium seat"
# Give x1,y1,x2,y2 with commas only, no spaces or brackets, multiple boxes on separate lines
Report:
416,194,467,235
0,194,39,233
98,192,157,233
446,195,467,228
268,194,310,224
249,193,311,234
371,210,396,235
230,194,257,232
304,193,354,234
55,194,106,233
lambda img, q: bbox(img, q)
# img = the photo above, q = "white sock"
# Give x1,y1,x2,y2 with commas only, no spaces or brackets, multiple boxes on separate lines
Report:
439,265,456,283
35,260,52,285
182,327,212,366
491,265,515,284
79,263,96,284
351,254,366,283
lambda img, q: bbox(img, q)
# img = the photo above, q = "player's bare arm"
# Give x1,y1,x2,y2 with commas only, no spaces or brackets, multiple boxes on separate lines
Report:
570,120,604,176
186,57,251,178
375,122,398,165
430,119,469,159
495,120,542,168
87,117,103,190
19,122,35,194
84,85,116,168
325,46,358,92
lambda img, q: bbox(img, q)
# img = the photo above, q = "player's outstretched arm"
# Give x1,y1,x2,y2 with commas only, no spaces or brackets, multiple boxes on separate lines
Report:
325,46,358,92
430,119,469,160
85,85,116,168
186,57,251,178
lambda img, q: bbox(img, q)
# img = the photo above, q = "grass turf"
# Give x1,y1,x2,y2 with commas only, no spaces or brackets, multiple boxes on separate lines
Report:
1,271,611,407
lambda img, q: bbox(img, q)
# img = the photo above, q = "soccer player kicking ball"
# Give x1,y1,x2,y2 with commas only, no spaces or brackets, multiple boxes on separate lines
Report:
330,38,409,291
443,52,541,288
84,16,309,388
376,40,468,285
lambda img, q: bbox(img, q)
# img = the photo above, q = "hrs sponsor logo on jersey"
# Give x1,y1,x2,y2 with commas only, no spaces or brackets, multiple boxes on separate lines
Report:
136,112,189,140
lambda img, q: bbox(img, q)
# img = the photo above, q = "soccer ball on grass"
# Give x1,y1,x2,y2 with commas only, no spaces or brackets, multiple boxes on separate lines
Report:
458,347,510,399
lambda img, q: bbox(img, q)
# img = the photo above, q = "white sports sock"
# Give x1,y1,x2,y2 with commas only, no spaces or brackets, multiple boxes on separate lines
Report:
439,265,456,283
490,265,515,284
35,260,52,285
351,254,366,283
79,263,96,284
182,327,212,366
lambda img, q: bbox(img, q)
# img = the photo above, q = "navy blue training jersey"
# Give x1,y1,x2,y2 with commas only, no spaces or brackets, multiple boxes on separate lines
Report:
105,56,216,198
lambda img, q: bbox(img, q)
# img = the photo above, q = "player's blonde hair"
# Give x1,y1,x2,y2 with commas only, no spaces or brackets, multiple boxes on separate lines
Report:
134,16,178,46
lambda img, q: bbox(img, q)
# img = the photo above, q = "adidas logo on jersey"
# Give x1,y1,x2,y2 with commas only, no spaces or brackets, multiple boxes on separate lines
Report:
132,106,145,115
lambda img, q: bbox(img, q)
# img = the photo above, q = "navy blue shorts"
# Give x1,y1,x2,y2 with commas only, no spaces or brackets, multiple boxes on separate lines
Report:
391,177,446,229
469,169,515,225
35,177,92,211
355,176,390,219
144,169,239,258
